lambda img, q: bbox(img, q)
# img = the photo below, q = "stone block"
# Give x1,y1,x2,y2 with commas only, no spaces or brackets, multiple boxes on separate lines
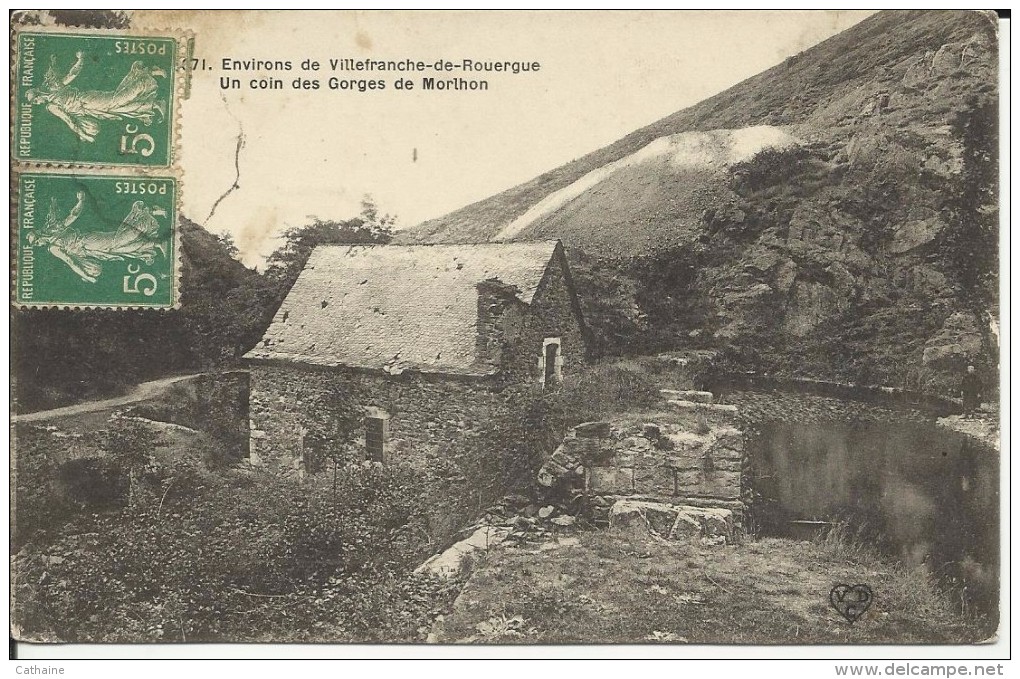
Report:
698,508,734,538
664,456,700,472
642,502,679,537
667,506,734,544
611,451,637,467
589,466,634,493
710,472,741,491
665,446,706,467
706,444,743,462
669,511,702,541
674,390,715,404
551,447,575,467
621,435,652,451
642,423,661,439
575,421,611,438
559,436,593,456
608,500,679,537
584,441,619,465
712,426,744,452
633,466,676,497
664,432,709,452
537,459,569,487
608,501,646,530
713,458,743,472
675,470,703,488
414,525,511,578
682,472,741,500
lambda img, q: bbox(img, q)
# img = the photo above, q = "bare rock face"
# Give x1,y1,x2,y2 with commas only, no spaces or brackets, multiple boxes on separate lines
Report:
608,500,735,545
398,13,997,395
888,212,944,255
901,53,933,90
781,281,839,338
923,312,984,367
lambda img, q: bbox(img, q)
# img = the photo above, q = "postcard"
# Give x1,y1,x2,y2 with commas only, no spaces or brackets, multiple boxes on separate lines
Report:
9,9,1004,662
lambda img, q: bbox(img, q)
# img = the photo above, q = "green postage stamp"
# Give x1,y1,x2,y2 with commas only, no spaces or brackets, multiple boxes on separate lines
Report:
14,31,179,167
15,173,179,309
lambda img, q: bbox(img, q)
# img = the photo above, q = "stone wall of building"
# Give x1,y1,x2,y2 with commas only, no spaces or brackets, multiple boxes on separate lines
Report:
537,390,748,528
500,252,588,384
250,247,589,470
248,364,502,472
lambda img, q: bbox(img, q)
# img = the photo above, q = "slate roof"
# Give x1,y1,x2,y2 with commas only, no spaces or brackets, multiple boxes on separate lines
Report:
244,241,563,375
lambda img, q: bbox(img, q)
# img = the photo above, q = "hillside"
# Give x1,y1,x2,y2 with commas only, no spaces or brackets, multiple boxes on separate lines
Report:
398,10,999,392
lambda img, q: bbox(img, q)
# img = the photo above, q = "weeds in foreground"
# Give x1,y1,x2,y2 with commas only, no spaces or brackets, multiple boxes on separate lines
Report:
814,520,996,636
814,519,879,565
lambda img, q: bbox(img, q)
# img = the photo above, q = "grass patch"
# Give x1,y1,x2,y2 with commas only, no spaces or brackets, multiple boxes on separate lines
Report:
558,356,699,425
438,528,992,644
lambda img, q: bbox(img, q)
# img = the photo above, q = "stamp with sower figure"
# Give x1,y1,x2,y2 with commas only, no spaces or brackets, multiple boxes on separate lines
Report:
14,31,179,167
16,173,178,309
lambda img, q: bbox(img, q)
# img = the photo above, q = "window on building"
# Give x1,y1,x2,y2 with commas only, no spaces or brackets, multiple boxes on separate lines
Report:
365,413,389,462
540,337,562,388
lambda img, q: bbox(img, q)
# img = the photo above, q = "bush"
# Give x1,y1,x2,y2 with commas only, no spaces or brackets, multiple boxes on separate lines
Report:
559,363,661,424
15,463,456,642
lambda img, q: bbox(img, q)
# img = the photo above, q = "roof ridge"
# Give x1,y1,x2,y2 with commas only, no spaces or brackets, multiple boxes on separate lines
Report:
251,238,567,374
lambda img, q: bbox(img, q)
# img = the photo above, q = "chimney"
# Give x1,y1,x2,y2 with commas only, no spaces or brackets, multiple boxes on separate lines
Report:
475,278,521,371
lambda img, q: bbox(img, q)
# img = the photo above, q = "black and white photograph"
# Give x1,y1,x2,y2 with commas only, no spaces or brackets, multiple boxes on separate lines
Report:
8,8,1006,665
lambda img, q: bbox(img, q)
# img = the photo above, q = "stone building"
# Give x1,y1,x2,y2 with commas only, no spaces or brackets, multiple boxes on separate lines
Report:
244,240,587,472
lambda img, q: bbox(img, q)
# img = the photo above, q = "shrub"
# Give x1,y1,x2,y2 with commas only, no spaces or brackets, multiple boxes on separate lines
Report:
15,463,455,642
559,363,661,424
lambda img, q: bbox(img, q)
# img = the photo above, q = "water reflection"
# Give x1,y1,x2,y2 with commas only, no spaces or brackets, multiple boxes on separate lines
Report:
749,419,999,621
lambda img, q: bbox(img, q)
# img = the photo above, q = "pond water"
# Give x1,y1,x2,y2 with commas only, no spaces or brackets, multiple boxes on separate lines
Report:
738,400,999,623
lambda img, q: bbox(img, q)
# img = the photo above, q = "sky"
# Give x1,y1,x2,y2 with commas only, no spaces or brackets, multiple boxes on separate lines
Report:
134,10,875,267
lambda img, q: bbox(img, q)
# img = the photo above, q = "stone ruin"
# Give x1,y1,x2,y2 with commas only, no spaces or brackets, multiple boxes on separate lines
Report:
414,389,749,580
537,389,748,544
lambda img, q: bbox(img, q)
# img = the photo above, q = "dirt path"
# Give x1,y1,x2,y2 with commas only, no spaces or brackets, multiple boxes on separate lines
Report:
12,374,201,424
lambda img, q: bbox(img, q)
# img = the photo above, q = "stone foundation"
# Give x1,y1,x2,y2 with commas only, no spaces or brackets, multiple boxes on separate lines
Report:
538,388,748,530
609,499,736,545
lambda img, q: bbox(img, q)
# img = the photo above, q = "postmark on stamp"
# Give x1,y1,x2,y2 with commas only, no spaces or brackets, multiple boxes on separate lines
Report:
14,31,179,167
15,172,179,309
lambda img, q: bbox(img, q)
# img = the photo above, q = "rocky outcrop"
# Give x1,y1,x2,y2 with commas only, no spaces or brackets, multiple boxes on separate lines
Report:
414,525,511,579
400,11,998,403
922,312,985,368
937,412,1000,452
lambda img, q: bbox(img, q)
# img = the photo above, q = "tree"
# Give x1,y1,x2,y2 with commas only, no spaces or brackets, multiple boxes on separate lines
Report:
13,10,130,28
265,196,396,303
213,232,241,260
942,93,998,304
48,10,130,28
